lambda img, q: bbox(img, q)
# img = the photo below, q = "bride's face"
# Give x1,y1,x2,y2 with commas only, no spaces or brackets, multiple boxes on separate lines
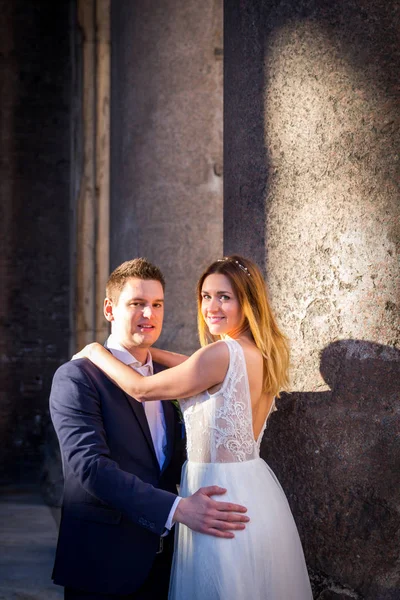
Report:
201,273,243,337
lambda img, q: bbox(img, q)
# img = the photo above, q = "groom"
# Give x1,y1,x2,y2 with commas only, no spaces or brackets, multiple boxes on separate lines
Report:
50,258,248,600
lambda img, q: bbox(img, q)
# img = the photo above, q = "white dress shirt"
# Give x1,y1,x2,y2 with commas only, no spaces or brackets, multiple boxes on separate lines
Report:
106,334,181,530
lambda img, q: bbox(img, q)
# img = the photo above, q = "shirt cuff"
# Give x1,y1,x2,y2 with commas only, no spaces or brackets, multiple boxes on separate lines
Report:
163,496,182,533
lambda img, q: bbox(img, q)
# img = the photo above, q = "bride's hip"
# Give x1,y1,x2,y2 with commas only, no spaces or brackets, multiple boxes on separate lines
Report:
180,457,283,494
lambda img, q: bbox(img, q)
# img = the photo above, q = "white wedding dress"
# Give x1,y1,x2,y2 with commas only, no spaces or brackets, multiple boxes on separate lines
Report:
169,336,313,600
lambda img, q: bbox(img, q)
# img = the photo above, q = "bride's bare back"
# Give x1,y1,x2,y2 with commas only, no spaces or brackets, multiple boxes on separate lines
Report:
238,339,275,441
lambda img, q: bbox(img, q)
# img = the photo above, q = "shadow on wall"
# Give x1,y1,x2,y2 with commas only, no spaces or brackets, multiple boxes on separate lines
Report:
261,339,400,600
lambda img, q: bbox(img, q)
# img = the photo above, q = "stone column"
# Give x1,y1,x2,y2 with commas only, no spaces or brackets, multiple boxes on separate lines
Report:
0,0,72,482
74,0,111,352
225,1,400,598
110,0,223,354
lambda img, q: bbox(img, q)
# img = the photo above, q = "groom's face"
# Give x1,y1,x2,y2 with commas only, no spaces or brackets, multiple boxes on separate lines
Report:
105,277,164,351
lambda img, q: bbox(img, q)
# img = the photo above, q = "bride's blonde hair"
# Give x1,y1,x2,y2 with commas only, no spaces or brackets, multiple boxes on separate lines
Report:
196,255,290,397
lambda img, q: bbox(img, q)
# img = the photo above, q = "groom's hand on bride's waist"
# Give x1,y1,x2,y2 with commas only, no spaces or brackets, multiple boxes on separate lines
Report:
172,486,249,538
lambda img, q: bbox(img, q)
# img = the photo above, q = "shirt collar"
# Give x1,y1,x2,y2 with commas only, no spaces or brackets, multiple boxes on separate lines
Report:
105,334,153,371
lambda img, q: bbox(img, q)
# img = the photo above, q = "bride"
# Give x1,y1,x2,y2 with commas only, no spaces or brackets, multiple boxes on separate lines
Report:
75,255,313,599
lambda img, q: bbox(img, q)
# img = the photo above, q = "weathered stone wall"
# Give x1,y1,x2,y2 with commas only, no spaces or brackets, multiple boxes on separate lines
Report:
110,0,223,355
0,1,72,483
225,1,400,598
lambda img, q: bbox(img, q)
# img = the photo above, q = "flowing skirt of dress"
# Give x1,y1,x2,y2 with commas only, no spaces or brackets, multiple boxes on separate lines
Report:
169,458,313,600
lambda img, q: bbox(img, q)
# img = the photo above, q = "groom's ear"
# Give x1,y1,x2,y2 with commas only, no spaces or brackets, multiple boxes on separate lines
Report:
104,297,114,322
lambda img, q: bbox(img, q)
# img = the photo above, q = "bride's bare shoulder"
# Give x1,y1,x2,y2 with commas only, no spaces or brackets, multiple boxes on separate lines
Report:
194,340,230,363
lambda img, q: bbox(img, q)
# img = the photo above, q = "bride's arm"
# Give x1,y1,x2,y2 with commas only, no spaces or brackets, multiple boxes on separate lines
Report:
74,342,229,401
150,347,189,368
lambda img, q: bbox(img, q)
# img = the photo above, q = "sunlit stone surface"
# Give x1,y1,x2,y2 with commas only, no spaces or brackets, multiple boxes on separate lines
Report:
225,1,400,598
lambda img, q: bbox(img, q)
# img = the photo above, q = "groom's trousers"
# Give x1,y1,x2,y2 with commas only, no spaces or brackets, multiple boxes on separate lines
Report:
64,533,174,600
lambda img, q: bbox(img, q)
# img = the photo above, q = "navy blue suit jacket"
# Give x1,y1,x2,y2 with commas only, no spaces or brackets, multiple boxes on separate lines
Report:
49,357,183,595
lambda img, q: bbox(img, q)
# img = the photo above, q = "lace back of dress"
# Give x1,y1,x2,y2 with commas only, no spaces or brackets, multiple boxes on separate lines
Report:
211,339,257,462
182,338,258,463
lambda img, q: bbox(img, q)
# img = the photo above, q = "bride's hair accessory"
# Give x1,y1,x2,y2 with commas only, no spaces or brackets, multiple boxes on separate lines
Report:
218,257,251,277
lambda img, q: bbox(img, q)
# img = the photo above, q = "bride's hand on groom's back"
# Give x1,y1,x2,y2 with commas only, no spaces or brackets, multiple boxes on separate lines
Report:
72,342,101,361
173,486,249,538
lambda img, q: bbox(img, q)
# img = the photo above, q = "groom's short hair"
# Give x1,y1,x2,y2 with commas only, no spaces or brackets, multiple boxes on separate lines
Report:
106,258,166,303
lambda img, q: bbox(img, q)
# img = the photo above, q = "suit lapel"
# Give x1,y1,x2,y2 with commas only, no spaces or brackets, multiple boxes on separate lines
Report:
152,361,176,474
119,359,176,472
103,345,158,466
122,391,159,469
